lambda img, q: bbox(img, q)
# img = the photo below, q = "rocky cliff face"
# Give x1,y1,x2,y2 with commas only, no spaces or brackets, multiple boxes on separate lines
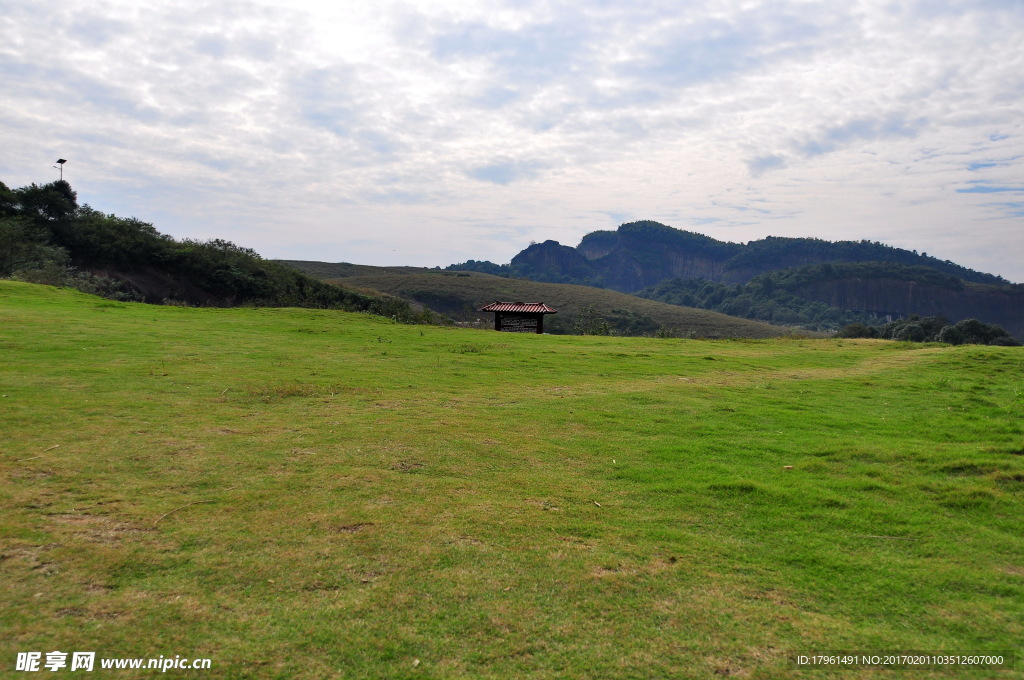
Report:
574,222,742,290
510,240,596,282
577,230,618,260
590,249,732,290
793,278,1024,338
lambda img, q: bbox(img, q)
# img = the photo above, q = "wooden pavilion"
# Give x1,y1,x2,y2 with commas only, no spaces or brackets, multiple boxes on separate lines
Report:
477,301,557,334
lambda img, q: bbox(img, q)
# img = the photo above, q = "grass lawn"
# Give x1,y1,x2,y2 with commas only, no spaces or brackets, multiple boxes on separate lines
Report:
1,280,1022,679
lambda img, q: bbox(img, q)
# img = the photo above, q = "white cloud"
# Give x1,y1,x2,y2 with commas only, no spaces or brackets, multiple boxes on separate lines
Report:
1,0,1023,281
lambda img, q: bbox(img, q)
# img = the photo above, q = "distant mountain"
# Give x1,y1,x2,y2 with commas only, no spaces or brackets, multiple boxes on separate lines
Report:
447,221,1023,339
451,220,1010,288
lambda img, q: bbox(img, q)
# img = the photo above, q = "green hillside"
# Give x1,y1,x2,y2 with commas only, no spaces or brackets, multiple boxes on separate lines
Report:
3,281,1022,678
0,180,406,314
274,260,431,280
330,269,796,338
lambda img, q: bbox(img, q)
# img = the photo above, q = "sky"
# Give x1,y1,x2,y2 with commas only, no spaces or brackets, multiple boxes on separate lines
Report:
2,0,1023,282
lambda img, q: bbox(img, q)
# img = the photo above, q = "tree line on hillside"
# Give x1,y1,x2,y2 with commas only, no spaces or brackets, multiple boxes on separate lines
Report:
635,275,885,331
724,236,1010,286
750,261,966,292
0,179,427,320
638,268,1020,344
838,316,1018,346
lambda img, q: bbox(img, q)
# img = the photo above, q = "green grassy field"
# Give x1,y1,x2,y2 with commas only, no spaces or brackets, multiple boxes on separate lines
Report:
2,280,1022,679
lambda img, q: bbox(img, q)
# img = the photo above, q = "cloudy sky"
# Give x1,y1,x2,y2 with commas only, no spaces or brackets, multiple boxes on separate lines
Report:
3,0,1023,281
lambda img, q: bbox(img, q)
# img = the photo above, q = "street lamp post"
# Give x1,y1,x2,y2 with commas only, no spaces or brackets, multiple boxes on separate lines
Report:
54,159,67,180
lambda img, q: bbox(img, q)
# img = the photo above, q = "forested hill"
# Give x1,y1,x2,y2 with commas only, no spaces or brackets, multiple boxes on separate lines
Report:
0,179,412,317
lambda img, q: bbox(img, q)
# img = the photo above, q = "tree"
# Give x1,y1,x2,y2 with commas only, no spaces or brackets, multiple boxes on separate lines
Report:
13,180,78,221
0,181,18,217
935,319,1018,346
572,305,612,335
837,323,876,338
894,322,926,342
0,216,69,276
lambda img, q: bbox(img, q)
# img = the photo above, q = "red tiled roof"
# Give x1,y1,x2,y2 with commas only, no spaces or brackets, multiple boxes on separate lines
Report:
478,301,557,314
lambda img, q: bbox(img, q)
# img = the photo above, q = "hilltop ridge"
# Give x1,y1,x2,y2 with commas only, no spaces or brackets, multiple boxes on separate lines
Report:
451,220,1012,289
